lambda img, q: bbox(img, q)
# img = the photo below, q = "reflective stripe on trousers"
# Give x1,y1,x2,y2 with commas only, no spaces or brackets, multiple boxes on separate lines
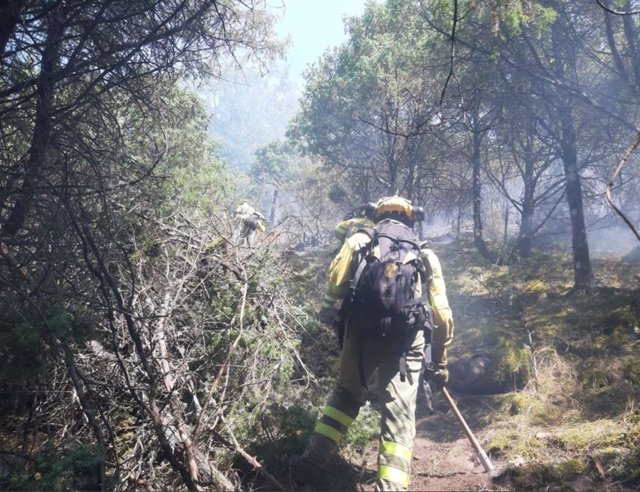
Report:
304,386,362,467
313,404,356,443
304,326,424,491
378,440,412,489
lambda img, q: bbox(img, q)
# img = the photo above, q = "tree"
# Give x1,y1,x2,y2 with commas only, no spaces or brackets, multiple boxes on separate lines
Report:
487,113,566,257
251,140,298,224
1,0,281,239
290,1,445,203
427,0,639,286
0,0,284,488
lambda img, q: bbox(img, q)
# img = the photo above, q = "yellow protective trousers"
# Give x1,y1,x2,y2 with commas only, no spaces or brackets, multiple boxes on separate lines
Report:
305,326,425,491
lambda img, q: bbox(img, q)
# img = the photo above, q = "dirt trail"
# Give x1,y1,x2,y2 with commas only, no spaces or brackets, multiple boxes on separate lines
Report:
408,397,500,492
335,391,505,492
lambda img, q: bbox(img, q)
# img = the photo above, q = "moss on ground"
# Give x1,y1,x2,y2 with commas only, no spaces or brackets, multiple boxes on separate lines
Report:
488,425,544,459
436,239,640,489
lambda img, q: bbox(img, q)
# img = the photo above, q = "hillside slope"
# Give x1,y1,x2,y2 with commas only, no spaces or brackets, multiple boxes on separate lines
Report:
282,238,640,491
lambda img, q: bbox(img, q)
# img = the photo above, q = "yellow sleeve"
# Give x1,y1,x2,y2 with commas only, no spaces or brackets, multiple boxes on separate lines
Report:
421,248,454,367
334,219,351,242
322,232,371,306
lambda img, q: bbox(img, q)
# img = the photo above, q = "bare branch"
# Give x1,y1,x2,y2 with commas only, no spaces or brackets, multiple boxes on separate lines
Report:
606,130,640,241
595,0,640,16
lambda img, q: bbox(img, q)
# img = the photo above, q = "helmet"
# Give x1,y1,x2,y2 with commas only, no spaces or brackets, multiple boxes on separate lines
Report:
366,196,425,224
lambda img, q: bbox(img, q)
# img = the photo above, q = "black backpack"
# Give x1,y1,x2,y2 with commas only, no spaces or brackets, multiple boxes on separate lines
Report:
343,220,434,385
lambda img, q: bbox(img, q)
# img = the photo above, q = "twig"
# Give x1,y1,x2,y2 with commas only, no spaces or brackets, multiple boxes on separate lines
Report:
439,0,459,108
192,273,248,438
606,129,640,241
212,428,285,491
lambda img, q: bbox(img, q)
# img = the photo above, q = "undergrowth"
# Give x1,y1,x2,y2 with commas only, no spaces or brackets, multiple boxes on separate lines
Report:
439,239,640,489
283,237,640,490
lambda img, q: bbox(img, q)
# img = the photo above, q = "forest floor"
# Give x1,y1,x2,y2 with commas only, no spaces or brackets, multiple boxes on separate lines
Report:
285,382,508,492
276,237,640,492
349,393,502,492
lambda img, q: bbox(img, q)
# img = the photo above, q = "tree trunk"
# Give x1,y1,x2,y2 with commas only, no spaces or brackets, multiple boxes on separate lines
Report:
269,188,278,225
603,3,628,83
471,128,498,263
2,6,63,237
517,205,534,258
622,0,640,87
0,0,23,58
551,18,594,291
560,109,593,291
516,150,535,258
503,199,509,246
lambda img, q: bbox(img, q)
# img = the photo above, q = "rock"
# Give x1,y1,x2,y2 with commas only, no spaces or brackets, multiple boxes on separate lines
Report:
448,353,521,394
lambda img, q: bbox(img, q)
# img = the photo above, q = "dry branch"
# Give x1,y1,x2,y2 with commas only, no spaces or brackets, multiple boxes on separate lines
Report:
212,428,285,491
606,129,640,241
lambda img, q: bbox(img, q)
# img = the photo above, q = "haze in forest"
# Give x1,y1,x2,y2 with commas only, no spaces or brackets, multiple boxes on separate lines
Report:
204,0,369,170
1,1,639,491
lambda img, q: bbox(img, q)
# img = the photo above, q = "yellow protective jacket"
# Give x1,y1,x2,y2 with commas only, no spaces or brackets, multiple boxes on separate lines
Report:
334,216,374,243
321,220,454,367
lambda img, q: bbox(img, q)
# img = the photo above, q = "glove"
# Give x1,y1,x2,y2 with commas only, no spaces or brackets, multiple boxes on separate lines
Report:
423,366,448,391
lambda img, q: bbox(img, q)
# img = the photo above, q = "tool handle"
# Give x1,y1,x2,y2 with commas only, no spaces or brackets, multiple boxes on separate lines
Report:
442,387,494,473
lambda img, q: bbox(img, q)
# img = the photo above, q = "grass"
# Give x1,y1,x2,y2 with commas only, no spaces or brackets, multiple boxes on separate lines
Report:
433,238,640,488
286,237,640,489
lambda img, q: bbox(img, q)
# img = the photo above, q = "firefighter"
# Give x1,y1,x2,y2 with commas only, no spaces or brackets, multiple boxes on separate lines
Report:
291,196,455,491
233,201,266,246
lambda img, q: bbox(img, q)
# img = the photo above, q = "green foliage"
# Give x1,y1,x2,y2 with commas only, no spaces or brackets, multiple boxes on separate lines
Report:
0,1,285,490
155,88,234,217
291,0,449,199
234,378,337,462
501,460,590,491
235,398,321,471
529,4,557,35
559,420,625,452
491,419,639,488
345,402,379,451
442,237,640,488
488,427,543,458
0,304,95,382
498,392,559,425
556,457,587,475
492,1,558,38
502,1,525,35
8,444,108,491
496,337,532,385
251,140,298,186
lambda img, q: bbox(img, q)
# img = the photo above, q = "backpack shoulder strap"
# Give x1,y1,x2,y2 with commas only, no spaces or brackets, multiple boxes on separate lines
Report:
356,226,376,240
350,228,376,289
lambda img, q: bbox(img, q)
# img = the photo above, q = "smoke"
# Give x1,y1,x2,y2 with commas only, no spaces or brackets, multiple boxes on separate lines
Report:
587,226,640,260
